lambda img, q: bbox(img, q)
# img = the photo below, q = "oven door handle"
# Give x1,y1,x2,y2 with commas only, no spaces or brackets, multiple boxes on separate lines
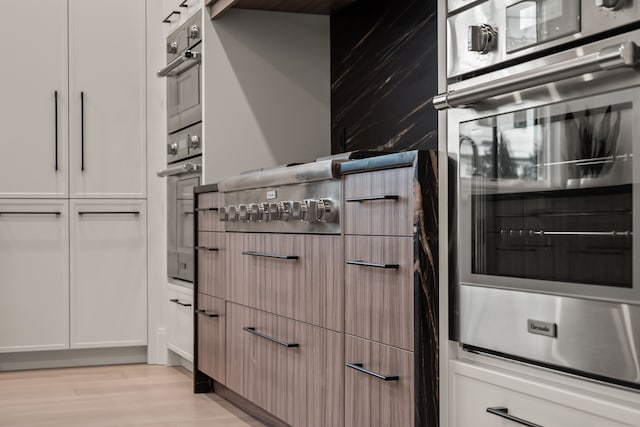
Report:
157,162,201,177
156,50,201,78
434,41,640,110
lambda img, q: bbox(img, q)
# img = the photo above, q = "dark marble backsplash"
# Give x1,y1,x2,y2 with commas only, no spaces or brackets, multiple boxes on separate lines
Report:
331,0,438,154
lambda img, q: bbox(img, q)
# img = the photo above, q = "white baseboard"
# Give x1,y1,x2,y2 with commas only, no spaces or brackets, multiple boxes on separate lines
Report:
155,327,167,365
167,349,193,372
0,346,147,371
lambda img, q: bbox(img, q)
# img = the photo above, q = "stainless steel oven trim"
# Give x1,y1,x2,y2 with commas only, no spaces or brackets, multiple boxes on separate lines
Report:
157,50,201,78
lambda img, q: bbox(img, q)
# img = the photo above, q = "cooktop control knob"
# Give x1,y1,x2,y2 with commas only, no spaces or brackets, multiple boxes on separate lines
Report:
305,199,319,222
279,201,292,221
468,24,497,54
595,0,623,10
218,206,228,222
318,199,337,223
189,25,200,39
238,204,248,222
227,206,237,222
248,203,261,222
291,201,303,220
167,41,178,54
188,135,200,149
268,203,281,221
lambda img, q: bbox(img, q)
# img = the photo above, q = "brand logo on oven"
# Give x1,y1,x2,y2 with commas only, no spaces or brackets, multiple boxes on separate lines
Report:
527,320,557,338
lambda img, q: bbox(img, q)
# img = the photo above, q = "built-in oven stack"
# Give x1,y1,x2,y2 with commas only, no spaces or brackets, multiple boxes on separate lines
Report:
157,10,203,283
438,0,640,389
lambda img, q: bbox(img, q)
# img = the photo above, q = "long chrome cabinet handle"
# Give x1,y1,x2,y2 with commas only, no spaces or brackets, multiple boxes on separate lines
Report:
486,407,543,427
241,251,298,260
346,362,400,381
156,50,201,78
0,211,61,216
345,260,400,269
170,298,192,307
157,162,201,177
345,195,399,202
434,41,640,110
80,91,85,171
243,327,299,348
54,91,58,171
196,309,219,317
78,211,140,215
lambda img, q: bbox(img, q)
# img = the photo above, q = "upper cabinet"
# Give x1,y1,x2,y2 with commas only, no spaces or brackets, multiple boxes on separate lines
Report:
205,0,357,19
0,0,146,199
69,0,146,198
0,0,69,198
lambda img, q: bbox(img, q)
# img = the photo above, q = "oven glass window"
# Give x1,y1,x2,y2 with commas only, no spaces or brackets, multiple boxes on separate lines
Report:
460,96,633,287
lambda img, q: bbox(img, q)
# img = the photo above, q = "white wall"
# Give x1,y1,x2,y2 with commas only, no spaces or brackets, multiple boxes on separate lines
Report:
146,0,168,365
202,9,331,183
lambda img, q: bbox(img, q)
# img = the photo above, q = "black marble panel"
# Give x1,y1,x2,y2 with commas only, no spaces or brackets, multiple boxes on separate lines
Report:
331,0,438,153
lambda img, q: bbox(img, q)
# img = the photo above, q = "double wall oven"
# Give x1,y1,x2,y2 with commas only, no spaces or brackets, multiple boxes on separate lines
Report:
157,11,203,283
438,0,640,388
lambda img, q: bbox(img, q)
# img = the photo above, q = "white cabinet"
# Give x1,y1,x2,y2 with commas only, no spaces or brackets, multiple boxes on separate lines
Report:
70,200,147,348
167,284,193,361
162,0,203,36
0,201,69,352
0,1,68,198
450,360,640,427
69,0,146,198
0,0,146,199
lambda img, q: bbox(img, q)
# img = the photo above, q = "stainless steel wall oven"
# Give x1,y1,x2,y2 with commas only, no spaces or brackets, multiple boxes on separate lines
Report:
157,11,203,283
438,0,640,388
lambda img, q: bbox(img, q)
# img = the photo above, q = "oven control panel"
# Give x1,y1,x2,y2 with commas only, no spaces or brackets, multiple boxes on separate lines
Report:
221,180,340,234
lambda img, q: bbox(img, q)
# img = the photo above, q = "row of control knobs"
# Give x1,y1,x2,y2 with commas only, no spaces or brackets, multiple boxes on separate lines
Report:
219,199,337,223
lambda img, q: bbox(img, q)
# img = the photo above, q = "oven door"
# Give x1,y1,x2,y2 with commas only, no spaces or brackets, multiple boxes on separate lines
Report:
446,31,640,387
449,33,640,306
159,157,202,283
162,42,202,134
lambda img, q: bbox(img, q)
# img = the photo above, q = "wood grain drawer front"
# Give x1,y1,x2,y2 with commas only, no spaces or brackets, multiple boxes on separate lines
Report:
197,232,225,298
197,294,225,384
345,335,414,427
450,361,640,427
226,303,344,427
226,233,343,332
344,167,414,236
198,192,223,232
345,236,414,351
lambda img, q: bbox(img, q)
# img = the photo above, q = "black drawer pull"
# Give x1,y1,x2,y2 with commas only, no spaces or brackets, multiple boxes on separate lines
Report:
243,327,299,348
169,298,192,307
0,211,61,216
195,207,219,211
241,251,298,260
78,211,140,215
179,0,189,7
196,246,219,251
54,91,58,171
345,260,399,269
346,362,399,381
196,309,219,318
162,10,180,23
486,407,543,427
345,195,399,203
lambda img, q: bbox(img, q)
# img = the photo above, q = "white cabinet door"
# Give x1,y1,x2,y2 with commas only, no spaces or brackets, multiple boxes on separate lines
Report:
69,0,146,198
167,284,193,361
0,1,68,198
450,360,640,427
70,200,147,348
0,200,69,352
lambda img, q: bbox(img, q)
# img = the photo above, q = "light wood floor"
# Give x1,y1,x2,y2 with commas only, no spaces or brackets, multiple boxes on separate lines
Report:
0,364,265,427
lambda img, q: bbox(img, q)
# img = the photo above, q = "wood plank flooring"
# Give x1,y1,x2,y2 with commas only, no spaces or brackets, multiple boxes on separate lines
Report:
0,364,264,427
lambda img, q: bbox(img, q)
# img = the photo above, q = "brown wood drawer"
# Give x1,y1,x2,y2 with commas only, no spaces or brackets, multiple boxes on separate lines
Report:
197,192,224,232
197,294,225,384
345,235,414,351
343,167,414,236
226,303,344,427
226,233,343,332
197,232,225,298
345,335,414,427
